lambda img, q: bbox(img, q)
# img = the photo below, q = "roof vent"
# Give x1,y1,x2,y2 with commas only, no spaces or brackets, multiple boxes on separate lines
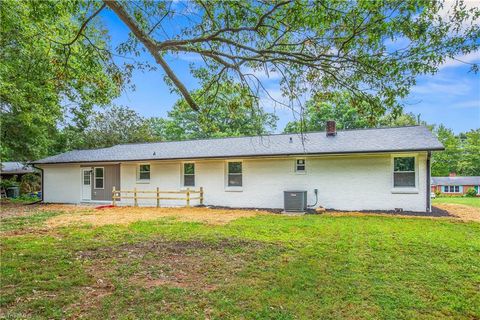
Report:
153,152,156,156
326,120,336,136
289,137,293,143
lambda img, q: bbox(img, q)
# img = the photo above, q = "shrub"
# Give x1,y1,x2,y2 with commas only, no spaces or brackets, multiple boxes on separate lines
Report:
0,178,19,189
20,173,41,194
465,188,477,197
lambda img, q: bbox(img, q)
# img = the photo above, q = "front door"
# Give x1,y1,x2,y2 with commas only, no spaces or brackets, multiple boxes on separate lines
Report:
82,169,92,200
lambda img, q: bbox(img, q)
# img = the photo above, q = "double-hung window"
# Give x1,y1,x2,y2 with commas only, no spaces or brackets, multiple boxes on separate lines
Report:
94,167,104,189
393,157,415,188
137,164,150,182
295,159,306,173
227,162,242,187
183,163,195,187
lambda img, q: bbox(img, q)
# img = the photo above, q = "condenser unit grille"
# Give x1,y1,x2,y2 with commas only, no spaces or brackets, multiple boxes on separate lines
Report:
284,191,307,212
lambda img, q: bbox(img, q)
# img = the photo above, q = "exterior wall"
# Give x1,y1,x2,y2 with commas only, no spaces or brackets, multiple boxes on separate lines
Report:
39,152,429,211
118,152,428,211
41,164,81,203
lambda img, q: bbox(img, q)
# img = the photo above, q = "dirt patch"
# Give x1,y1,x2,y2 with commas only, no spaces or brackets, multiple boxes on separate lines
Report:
324,204,480,222
0,201,41,218
64,238,279,316
0,202,95,218
432,203,480,222
46,206,270,227
75,238,275,295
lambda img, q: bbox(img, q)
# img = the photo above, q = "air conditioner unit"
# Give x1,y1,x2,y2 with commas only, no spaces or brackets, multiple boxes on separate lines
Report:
284,191,307,212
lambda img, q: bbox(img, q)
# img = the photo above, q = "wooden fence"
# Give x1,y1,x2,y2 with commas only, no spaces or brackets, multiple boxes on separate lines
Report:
112,187,203,207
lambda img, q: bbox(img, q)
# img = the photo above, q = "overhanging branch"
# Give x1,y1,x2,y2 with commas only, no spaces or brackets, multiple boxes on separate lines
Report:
104,0,199,111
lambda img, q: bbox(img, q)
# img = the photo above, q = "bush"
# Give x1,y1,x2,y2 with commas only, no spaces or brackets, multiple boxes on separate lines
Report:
465,188,477,197
0,178,19,189
20,173,41,194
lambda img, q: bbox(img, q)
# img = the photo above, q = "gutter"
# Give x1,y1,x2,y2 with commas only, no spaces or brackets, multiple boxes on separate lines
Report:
32,147,445,165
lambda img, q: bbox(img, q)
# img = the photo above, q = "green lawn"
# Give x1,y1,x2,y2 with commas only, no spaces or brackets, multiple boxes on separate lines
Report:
1,208,479,319
432,197,480,208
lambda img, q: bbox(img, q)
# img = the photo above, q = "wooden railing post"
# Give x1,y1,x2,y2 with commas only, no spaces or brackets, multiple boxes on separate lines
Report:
112,186,116,206
156,187,160,208
200,187,204,205
134,187,138,207
186,188,190,207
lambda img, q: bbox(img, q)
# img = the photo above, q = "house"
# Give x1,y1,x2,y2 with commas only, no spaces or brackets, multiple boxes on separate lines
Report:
32,124,444,212
1,162,36,180
431,175,480,196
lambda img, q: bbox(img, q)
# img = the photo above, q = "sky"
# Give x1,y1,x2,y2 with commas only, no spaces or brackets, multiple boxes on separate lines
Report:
101,5,480,134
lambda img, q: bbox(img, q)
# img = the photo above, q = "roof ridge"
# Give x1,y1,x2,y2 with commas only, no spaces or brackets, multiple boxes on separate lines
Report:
111,125,423,148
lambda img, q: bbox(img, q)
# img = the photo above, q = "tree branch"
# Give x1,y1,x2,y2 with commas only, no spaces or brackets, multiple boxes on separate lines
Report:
104,0,199,111
65,3,106,46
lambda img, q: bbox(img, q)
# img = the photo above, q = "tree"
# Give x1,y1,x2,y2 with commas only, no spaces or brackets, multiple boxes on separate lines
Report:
431,125,462,176
60,106,155,150
150,82,278,140
283,92,422,133
101,0,479,117
457,129,480,176
0,1,125,160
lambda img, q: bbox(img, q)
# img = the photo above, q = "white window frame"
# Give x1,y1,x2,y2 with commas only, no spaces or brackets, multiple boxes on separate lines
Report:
182,162,195,187
225,160,243,191
391,154,418,194
295,158,306,174
93,167,104,190
136,163,151,183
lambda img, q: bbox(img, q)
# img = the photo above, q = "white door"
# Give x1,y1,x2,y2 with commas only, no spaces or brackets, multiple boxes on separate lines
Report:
82,169,92,200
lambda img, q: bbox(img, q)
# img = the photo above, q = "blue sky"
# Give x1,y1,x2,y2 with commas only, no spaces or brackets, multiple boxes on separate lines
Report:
101,8,480,134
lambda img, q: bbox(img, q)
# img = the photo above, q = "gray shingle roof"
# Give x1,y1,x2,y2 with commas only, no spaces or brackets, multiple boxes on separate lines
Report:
1,162,35,174
33,126,444,164
431,176,480,186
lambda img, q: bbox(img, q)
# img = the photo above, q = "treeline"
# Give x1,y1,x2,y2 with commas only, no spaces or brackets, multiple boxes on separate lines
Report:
3,90,478,178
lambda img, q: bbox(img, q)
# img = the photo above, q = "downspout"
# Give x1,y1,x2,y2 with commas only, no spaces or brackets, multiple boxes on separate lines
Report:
426,152,431,212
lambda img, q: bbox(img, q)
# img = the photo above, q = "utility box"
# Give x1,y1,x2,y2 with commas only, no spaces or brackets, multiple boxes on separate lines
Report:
284,191,307,212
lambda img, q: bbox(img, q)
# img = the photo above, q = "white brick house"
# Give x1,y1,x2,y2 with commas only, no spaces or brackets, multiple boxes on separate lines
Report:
33,125,444,212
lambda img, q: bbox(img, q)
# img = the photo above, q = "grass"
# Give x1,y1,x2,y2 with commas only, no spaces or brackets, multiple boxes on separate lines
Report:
432,197,480,208
1,206,479,319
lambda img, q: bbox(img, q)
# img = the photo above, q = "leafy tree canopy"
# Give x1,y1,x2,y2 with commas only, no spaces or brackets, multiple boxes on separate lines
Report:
59,105,156,150
0,0,125,161
104,0,479,116
149,82,278,140
430,125,461,176
283,92,423,133
457,129,480,176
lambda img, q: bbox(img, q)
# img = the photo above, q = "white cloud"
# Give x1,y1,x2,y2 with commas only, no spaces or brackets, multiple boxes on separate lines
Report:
176,52,204,62
243,67,282,81
452,99,480,109
439,51,480,70
411,78,472,96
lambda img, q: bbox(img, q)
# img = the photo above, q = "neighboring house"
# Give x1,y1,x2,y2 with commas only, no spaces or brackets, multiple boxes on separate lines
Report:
32,124,444,212
1,162,36,180
431,175,480,196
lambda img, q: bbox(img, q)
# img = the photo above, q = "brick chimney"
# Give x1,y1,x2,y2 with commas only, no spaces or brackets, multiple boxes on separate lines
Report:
449,172,456,177
326,120,336,136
